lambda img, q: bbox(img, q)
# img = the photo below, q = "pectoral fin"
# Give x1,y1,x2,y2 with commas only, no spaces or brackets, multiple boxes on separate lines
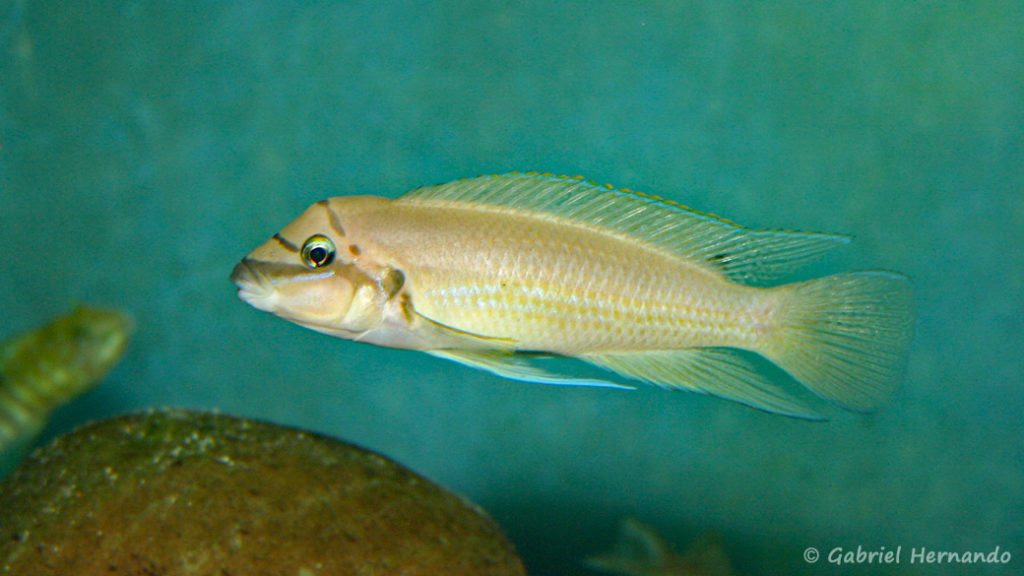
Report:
427,349,634,389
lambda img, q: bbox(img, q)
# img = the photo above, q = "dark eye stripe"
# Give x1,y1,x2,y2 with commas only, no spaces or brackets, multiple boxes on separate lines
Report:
273,234,300,253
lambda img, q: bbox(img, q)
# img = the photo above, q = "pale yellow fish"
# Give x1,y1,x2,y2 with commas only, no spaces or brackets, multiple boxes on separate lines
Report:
587,518,735,576
230,172,914,418
0,305,132,456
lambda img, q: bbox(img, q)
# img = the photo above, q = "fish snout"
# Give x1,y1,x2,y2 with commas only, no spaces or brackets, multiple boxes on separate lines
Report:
231,258,274,309
230,258,257,288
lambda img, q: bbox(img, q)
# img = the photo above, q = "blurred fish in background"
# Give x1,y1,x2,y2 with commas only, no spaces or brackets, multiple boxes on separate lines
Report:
0,305,132,470
588,518,736,576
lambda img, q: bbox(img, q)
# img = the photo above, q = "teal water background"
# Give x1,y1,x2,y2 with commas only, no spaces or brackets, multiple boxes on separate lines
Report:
1,2,1021,574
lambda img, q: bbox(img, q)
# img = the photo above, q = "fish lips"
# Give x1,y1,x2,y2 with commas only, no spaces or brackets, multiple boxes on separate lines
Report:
230,258,276,312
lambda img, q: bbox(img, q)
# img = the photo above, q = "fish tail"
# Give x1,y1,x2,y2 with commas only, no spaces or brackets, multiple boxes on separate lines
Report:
763,271,915,411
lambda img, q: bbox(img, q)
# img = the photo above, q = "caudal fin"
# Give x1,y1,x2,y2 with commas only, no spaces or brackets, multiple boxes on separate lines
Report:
763,271,915,411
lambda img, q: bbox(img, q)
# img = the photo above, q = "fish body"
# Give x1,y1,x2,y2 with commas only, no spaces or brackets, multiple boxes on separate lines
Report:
0,305,132,455
587,519,735,576
231,173,914,418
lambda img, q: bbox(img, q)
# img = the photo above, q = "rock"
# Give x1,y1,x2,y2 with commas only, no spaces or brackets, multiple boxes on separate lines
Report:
0,409,525,575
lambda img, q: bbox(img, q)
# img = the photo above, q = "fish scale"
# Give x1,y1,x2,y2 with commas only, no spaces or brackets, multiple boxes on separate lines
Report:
376,204,758,354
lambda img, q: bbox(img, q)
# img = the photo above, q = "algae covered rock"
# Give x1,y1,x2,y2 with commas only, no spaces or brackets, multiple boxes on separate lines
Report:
0,409,525,575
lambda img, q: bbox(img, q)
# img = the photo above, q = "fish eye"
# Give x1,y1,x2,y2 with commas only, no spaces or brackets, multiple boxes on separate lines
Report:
300,234,336,268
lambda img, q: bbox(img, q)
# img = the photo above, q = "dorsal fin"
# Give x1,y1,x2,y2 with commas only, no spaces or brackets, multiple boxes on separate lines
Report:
399,172,848,284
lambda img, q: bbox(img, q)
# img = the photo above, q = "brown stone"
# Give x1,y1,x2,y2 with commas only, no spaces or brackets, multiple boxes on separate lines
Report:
0,409,526,575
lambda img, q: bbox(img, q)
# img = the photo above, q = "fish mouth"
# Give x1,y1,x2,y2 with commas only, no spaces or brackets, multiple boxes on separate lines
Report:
230,258,275,311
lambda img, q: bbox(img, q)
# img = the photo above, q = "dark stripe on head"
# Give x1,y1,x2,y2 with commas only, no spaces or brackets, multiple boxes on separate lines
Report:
273,234,300,253
320,201,346,237
240,258,314,280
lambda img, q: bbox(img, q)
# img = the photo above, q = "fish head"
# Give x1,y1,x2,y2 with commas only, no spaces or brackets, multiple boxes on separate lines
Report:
230,198,389,339
38,305,133,398
63,305,133,368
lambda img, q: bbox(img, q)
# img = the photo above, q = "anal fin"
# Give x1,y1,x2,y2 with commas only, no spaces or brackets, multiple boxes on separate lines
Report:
581,348,822,419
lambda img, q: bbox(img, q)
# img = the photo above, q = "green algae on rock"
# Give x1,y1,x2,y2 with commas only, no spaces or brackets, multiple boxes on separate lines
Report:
0,409,526,576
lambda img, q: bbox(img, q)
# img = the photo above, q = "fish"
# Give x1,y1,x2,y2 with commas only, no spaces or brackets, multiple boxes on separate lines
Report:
230,172,914,418
587,518,735,576
0,305,132,458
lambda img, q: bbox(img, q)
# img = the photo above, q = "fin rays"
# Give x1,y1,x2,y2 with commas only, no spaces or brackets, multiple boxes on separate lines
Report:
427,349,634,389
582,348,823,419
401,172,848,284
762,271,915,411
